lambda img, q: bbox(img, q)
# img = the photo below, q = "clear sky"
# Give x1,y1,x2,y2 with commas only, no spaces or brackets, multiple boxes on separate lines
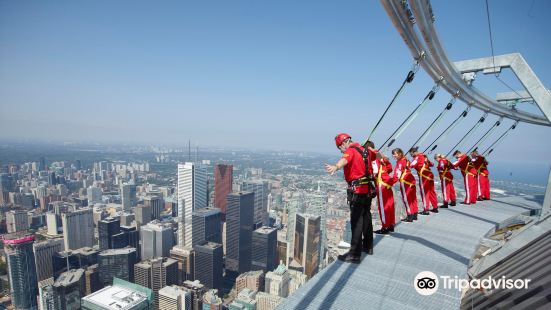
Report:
1,0,550,164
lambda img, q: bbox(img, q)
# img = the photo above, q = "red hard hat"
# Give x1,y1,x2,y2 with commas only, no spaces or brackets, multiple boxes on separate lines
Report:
335,133,351,147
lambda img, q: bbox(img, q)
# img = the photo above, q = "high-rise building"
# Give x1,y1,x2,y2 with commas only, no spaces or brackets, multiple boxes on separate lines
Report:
169,246,195,284
134,257,178,309
135,204,152,227
177,162,208,247
112,225,139,249
6,210,29,233
181,280,206,310
252,227,277,273
84,264,102,296
158,285,190,310
287,269,308,296
98,248,137,286
120,213,135,226
202,289,223,310
241,180,269,228
214,164,233,221
264,262,290,298
140,222,174,260
4,233,39,310
98,217,121,250
226,192,254,275
62,208,94,250
144,195,164,220
121,183,137,212
33,239,64,282
38,278,56,310
81,278,154,310
293,213,321,279
229,288,257,310
192,208,222,247
236,270,265,294
305,191,328,263
51,268,86,310
255,292,285,310
193,242,223,295
87,186,102,204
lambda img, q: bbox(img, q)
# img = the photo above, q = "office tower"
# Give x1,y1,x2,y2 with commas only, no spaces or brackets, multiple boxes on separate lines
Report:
62,208,94,250
120,213,135,226
264,263,290,298
144,195,164,220
77,247,100,266
33,239,64,281
252,227,277,272
305,191,328,263
6,210,29,233
4,233,39,310
293,213,321,279
169,246,195,284
81,278,154,310
158,285,190,310
177,162,208,247
226,192,254,275
214,164,233,221
288,269,308,295
192,208,222,247
193,242,223,295
84,264,102,295
121,183,137,211
39,156,46,171
135,204,152,227
52,247,99,278
140,222,174,260
98,248,137,286
49,172,57,186
51,268,86,310
255,292,285,310
134,257,178,309
202,289,223,310
182,280,206,310
87,186,102,204
241,180,269,228
112,225,139,249
38,278,56,310
276,234,290,267
98,217,121,250
236,270,265,294
230,288,257,310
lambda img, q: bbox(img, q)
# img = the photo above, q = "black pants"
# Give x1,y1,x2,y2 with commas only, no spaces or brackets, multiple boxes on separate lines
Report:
349,194,373,256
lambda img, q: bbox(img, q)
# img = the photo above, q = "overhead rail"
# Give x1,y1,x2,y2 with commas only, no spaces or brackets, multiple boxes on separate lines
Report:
482,121,519,156
409,95,456,151
467,117,502,153
446,112,488,157
424,107,470,154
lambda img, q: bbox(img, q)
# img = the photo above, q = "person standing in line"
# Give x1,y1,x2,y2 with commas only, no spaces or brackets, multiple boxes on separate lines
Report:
391,148,418,222
434,154,457,208
409,147,439,214
471,150,491,200
452,150,478,205
373,152,396,235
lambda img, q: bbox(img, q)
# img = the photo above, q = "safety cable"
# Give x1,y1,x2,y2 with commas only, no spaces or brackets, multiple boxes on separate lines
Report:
446,112,488,157
467,117,502,153
482,121,518,156
424,107,470,154
409,96,456,151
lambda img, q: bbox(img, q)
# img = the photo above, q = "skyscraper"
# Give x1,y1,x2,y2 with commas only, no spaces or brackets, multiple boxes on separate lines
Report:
158,285,190,310
305,191,328,263
264,262,290,298
241,180,269,228
177,162,208,247
144,195,164,220
181,280,206,310
87,186,102,204
33,239,64,281
98,248,137,286
51,268,86,310
134,257,178,310
120,182,137,211
192,208,222,247
4,233,39,310
61,208,94,250
214,164,233,221
98,217,121,250
6,210,29,233
193,242,223,295
252,227,277,272
226,192,254,275
293,213,321,279
169,246,195,284
140,222,174,260
135,204,152,228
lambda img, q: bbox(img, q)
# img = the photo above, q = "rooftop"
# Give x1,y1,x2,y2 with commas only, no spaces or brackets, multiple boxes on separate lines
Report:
82,285,149,310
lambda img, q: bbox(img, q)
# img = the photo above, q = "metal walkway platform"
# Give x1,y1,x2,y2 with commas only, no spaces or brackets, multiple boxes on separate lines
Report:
277,195,542,310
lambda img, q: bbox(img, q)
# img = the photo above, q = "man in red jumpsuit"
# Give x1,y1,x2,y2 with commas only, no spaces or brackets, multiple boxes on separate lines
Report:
434,154,457,208
391,148,418,222
452,150,478,204
471,150,491,200
409,147,438,215
373,153,396,234
325,133,375,263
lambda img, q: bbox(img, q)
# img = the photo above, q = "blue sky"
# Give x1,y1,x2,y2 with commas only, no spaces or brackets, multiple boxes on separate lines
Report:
1,0,550,166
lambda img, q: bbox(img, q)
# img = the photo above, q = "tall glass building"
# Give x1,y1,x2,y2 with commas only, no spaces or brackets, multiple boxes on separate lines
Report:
4,234,39,310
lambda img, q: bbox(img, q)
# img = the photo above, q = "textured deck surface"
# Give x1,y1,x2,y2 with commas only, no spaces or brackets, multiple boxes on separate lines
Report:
277,195,541,310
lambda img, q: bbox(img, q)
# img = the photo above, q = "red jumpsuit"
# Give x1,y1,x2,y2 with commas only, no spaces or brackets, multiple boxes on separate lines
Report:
411,153,439,211
472,155,490,200
392,157,418,216
373,158,395,229
436,158,457,205
452,154,478,204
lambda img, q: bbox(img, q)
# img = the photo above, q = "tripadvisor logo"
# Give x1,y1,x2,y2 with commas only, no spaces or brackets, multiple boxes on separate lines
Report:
414,271,531,296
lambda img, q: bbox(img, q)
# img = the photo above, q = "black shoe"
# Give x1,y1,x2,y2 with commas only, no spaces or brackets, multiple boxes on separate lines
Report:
388,225,394,232
430,208,439,213
362,247,373,255
440,204,449,208
450,201,456,206
460,202,470,205
420,211,430,215
477,197,483,201
344,255,361,263
403,215,413,222
413,213,418,221
375,228,389,235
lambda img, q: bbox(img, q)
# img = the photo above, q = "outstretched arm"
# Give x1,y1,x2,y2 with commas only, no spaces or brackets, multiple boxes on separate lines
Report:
325,158,348,175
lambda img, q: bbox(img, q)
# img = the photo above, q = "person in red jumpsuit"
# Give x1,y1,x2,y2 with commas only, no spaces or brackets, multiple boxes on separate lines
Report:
325,133,375,263
452,150,478,204
409,147,439,214
373,152,396,234
471,150,491,200
434,154,457,208
391,148,418,222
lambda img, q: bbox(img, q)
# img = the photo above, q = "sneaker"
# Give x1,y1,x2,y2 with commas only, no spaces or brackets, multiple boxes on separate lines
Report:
430,208,439,213
420,211,430,215
440,204,449,208
375,229,389,235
